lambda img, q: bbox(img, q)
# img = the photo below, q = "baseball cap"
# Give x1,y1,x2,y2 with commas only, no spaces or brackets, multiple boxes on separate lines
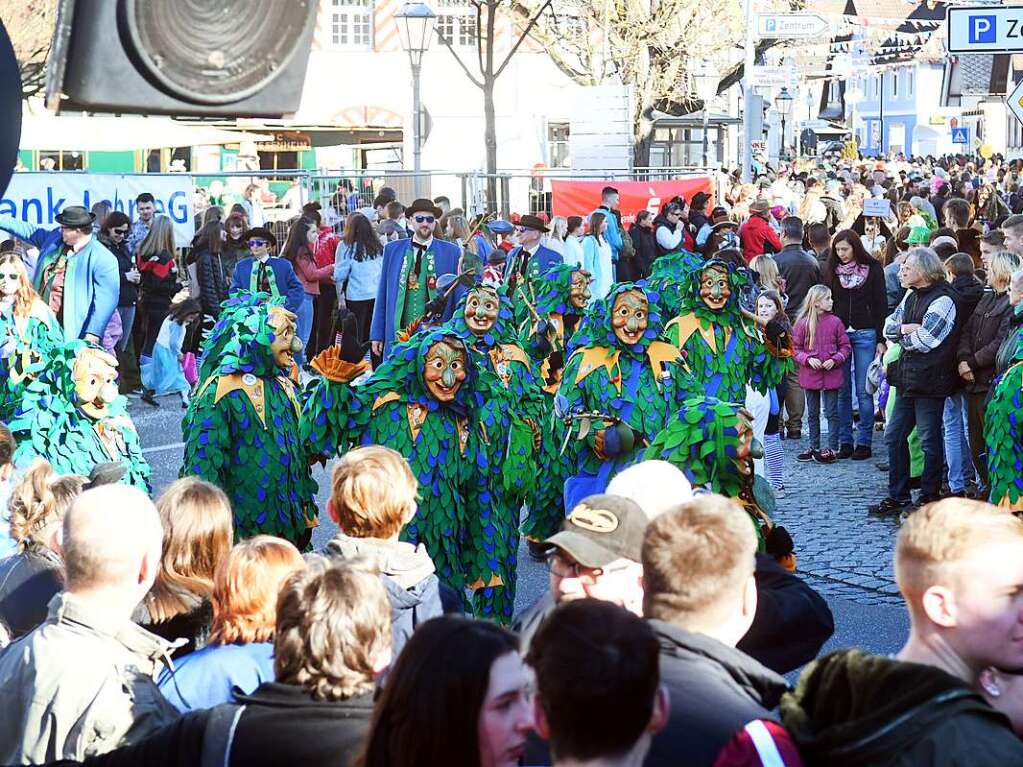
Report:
545,495,648,568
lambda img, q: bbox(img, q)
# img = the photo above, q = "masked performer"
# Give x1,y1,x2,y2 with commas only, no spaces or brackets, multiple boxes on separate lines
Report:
181,292,317,549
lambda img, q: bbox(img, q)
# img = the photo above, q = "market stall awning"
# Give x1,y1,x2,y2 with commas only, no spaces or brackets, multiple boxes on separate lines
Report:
19,113,273,151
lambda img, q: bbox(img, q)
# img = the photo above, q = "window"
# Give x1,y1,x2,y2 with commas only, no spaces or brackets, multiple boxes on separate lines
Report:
548,122,570,168
458,13,477,46
330,0,373,49
907,69,914,97
436,14,456,43
436,0,475,47
892,70,899,98
38,150,83,171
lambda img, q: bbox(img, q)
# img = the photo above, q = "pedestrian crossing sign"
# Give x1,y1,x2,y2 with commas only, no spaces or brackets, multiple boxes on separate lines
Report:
951,127,969,144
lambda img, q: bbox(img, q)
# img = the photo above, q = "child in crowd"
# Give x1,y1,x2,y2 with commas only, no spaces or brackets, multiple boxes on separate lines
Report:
753,291,792,495
319,445,444,658
793,285,850,464
140,297,201,408
0,423,15,558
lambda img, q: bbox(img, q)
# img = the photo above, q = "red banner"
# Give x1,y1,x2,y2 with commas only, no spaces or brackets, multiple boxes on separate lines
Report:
551,178,714,227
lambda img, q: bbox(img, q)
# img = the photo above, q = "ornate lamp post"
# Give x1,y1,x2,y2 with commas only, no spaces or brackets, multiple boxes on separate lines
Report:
395,2,437,197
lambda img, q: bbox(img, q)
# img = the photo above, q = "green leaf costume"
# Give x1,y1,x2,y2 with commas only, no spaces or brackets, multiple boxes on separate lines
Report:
986,327,1023,510
664,258,788,402
9,340,150,489
180,292,318,549
302,328,494,614
646,250,704,319
557,281,688,511
0,301,64,423
445,285,547,621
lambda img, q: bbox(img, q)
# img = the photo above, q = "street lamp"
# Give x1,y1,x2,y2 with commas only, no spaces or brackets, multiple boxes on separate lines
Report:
394,2,436,197
845,84,864,151
776,87,794,161
695,61,719,168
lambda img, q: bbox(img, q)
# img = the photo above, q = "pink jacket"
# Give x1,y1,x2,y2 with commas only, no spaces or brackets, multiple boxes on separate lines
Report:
793,311,851,391
294,247,334,296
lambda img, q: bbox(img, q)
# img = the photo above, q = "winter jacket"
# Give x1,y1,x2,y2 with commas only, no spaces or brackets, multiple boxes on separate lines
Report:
957,290,1012,394
138,249,180,310
995,303,1023,378
827,259,887,339
99,234,138,307
195,248,230,317
320,533,443,659
645,619,789,767
781,648,1023,767
333,240,384,302
0,592,179,763
629,224,658,279
954,227,982,269
292,248,334,296
157,641,274,712
793,312,851,390
134,591,214,660
0,542,63,640
949,274,984,327
774,245,822,318
884,261,905,314
739,215,782,262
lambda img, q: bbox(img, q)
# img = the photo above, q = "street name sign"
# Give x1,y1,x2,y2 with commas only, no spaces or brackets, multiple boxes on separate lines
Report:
757,13,830,40
1009,79,1023,129
749,65,798,88
948,6,1023,53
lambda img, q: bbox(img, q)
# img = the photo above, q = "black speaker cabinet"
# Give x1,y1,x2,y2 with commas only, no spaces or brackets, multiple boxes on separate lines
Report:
0,17,20,198
45,0,318,117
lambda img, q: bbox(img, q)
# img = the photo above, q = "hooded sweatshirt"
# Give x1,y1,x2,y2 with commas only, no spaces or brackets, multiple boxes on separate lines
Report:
781,648,1023,767
320,533,442,658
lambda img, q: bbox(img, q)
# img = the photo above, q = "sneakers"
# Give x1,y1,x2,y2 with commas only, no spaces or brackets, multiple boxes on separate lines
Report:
916,493,942,507
814,448,837,464
797,448,815,462
851,445,872,461
868,497,913,517
836,443,854,460
140,389,159,407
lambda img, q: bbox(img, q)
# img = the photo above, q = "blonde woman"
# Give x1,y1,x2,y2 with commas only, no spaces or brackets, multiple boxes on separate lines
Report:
545,216,568,258
749,254,788,308
135,476,233,658
158,535,305,711
0,460,87,639
0,253,63,421
136,216,180,403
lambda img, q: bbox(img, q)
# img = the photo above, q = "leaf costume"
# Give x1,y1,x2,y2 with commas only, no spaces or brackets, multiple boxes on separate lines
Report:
646,250,704,319
664,259,788,402
0,300,64,423
446,285,546,621
557,281,687,512
181,293,317,549
986,327,1023,510
518,264,591,543
302,329,494,613
9,341,149,489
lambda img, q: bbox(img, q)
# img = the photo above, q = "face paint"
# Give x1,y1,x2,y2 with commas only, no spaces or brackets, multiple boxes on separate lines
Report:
269,307,301,370
611,290,648,346
700,265,731,311
463,288,500,335
73,348,120,421
569,271,592,309
423,341,467,402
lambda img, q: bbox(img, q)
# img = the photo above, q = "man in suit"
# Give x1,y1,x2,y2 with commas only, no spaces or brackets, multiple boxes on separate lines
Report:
229,227,305,314
504,214,563,326
370,198,462,361
0,205,119,344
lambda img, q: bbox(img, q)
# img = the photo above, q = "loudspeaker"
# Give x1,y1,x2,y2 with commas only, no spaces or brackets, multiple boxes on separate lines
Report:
45,0,318,117
0,17,21,199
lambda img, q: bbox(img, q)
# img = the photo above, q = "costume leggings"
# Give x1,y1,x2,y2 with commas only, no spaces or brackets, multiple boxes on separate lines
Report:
764,433,784,490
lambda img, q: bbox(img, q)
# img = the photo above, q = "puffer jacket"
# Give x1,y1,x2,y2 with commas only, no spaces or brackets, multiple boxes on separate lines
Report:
194,247,229,317
956,290,1012,393
0,592,179,763
0,542,63,640
781,648,1023,767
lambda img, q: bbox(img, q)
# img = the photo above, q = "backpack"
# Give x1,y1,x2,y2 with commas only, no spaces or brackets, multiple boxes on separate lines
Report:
713,720,805,767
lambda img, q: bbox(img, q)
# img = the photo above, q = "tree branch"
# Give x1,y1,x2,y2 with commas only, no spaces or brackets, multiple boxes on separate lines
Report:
438,33,485,89
495,0,554,78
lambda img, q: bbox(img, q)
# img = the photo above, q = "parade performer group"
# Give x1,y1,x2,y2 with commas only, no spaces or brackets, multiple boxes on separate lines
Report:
14,200,1023,627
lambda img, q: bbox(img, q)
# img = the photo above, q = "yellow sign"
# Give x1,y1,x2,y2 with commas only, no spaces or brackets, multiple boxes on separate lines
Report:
929,116,947,126
980,144,994,159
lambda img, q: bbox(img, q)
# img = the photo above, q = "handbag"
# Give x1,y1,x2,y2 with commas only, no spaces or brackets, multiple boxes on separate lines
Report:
182,352,198,386
865,357,884,395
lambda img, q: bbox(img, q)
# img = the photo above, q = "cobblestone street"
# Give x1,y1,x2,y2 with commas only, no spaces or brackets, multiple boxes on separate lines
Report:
775,433,903,606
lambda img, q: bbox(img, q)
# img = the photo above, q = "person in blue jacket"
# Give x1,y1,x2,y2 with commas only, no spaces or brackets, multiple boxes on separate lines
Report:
229,227,305,314
0,206,119,344
595,185,625,263
502,214,563,327
370,198,462,361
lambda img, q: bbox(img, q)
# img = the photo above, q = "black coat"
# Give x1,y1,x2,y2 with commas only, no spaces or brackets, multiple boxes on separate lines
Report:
0,544,63,640
195,248,230,317
645,620,789,767
957,290,1013,393
629,224,658,279
774,244,822,317
99,234,138,307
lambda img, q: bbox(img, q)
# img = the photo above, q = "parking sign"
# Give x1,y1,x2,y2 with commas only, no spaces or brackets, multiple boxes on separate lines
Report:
969,15,996,44
948,6,1023,52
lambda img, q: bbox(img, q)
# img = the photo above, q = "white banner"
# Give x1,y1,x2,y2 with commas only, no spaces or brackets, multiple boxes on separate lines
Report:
0,173,195,246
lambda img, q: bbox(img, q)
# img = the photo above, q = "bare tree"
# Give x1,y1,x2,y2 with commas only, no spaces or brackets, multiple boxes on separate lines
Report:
0,0,58,99
511,0,799,167
438,0,554,207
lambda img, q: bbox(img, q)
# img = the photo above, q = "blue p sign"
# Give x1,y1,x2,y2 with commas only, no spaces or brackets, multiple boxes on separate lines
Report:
969,15,996,44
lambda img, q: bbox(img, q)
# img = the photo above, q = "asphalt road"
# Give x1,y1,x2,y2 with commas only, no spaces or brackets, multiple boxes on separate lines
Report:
135,393,911,663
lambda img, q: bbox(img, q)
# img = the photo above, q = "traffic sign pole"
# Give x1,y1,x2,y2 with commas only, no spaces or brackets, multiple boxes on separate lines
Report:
742,0,755,182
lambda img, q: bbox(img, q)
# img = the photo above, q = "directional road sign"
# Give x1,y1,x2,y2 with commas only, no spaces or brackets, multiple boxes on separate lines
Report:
1008,78,1023,128
749,65,798,88
948,6,1023,53
951,127,970,145
756,12,830,39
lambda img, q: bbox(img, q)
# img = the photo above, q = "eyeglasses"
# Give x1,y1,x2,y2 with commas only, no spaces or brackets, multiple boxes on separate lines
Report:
110,227,128,235
413,215,435,223
547,551,634,581
247,239,267,247
0,271,20,280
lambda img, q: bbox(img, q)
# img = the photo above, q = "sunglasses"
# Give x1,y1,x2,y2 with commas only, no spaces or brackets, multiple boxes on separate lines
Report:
413,215,435,223
110,227,128,235
0,271,20,280
247,239,267,247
